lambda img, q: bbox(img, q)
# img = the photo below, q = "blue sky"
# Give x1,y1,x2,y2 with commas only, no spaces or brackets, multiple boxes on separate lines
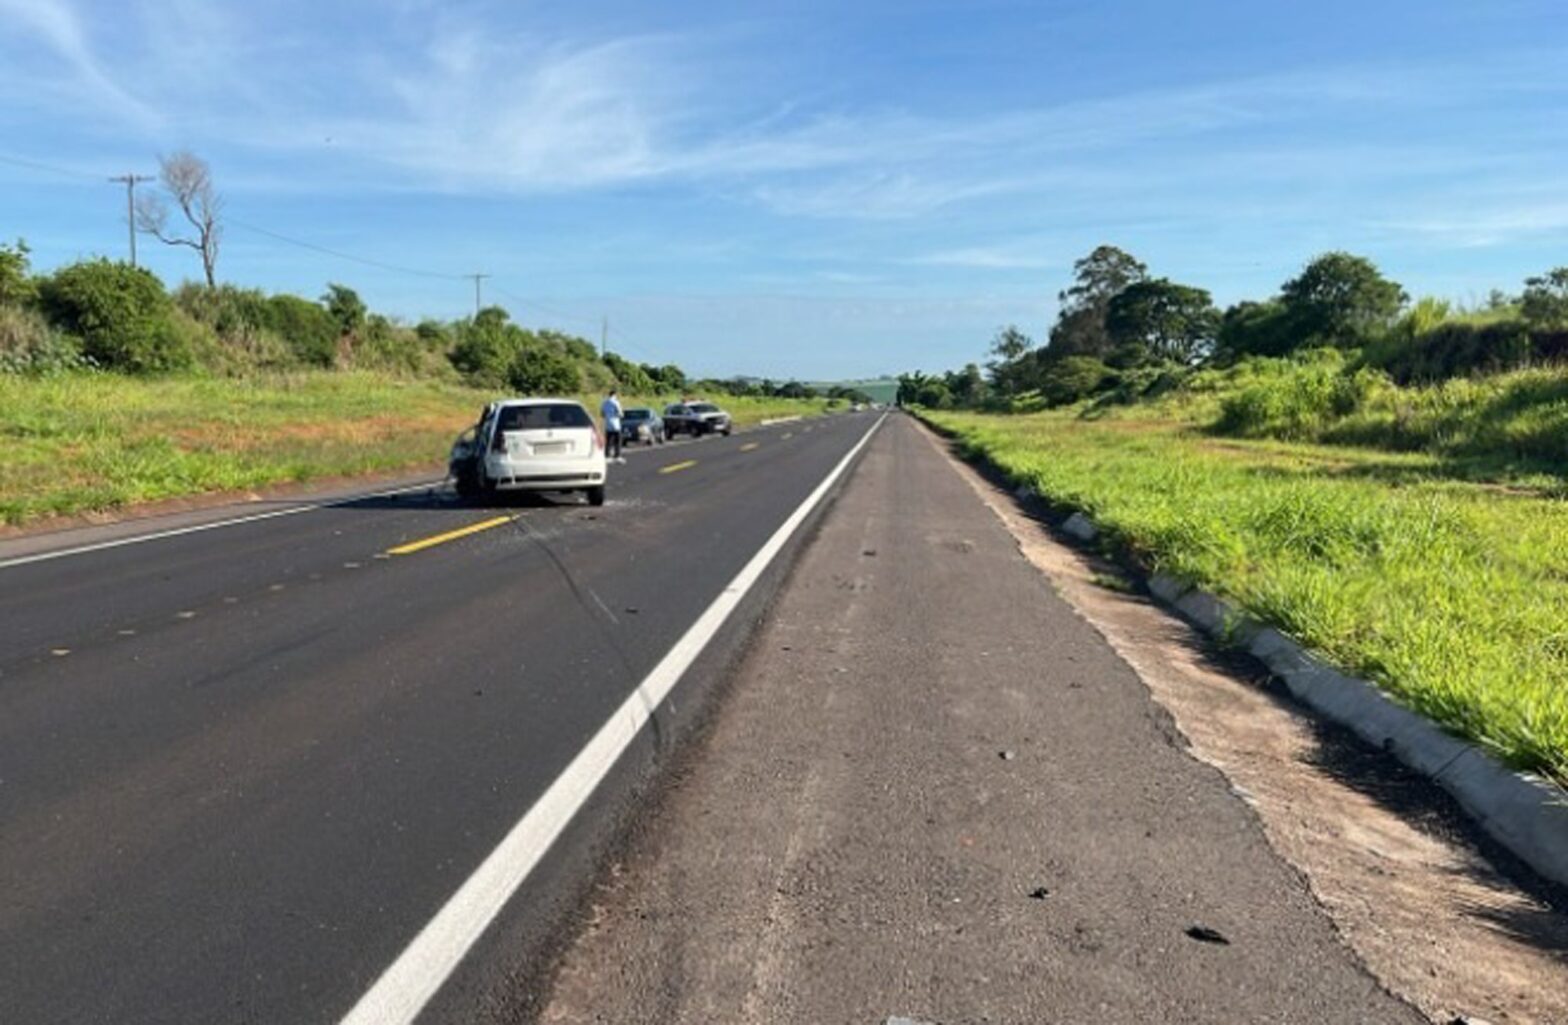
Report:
1,0,1565,379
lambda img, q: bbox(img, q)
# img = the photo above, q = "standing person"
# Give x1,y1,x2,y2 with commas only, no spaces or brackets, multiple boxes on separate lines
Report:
601,389,625,463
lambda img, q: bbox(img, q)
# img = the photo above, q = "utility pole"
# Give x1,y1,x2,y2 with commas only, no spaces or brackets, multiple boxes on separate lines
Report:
601,316,608,357
467,273,490,316
109,172,154,267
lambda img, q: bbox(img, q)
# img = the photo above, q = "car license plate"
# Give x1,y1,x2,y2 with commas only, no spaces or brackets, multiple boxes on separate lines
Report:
534,441,568,455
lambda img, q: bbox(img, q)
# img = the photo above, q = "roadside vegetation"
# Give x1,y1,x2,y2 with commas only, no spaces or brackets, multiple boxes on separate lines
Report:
0,224,852,526
908,246,1568,784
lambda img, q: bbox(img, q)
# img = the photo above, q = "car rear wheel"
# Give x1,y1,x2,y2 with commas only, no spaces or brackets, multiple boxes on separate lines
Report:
586,485,606,507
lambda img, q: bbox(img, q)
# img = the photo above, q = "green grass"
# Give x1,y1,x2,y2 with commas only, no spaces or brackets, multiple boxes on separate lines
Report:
0,372,831,526
925,407,1568,785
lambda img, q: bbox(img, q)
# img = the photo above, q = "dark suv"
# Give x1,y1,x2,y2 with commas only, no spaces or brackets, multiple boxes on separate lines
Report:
662,401,732,438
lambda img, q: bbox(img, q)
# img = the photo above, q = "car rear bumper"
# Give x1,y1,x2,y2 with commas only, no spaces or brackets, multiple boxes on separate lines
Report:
485,457,607,490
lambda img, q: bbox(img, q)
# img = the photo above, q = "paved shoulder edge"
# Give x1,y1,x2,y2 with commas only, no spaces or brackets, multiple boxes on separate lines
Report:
917,411,1568,890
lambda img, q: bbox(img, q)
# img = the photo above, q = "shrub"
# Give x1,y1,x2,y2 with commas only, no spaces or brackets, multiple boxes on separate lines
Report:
1039,355,1115,406
36,259,191,372
1367,320,1533,383
0,306,89,374
508,344,580,395
264,294,338,367
603,351,655,393
1212,352,1379,439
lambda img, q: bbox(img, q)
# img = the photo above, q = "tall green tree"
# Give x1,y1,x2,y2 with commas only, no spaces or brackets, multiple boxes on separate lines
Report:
0,238,35,306
1105,278,1219,363
1521,267,1568,329
1279,252,1406,347
1047,244,1147,358
321,283,367,338
986,324,1036,396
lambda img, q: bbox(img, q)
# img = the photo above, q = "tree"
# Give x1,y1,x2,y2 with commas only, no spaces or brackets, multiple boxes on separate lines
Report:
987,324,1036,395
322,283,367,338
1215,300,1294,360
1279,252,1405,347
0,238,35,306
946,363,987,407
1059,245,1148,313
136,151,222,287
1105,278,1219,364
1047,244,1147,359
1521,267,1568,329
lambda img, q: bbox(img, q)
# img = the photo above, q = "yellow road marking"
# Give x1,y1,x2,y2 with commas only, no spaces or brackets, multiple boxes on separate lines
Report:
740,442,760,452
659,459,699,475
387,515,513,555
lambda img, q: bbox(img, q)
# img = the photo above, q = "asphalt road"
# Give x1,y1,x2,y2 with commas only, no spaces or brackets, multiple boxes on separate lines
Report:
0,412,879,1025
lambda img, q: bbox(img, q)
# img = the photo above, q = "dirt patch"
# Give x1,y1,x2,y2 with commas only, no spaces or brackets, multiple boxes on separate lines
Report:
923,423,1568,1025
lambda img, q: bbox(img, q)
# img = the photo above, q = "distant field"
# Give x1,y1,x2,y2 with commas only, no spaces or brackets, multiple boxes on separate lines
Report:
0,373,830,527
926,407,1568,785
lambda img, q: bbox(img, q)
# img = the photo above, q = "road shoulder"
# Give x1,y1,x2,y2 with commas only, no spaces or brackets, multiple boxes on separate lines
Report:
922,419,1568,1025
536,414,1424,1024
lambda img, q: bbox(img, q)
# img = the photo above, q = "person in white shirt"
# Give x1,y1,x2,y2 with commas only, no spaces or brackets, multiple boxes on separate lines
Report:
600,390,625,463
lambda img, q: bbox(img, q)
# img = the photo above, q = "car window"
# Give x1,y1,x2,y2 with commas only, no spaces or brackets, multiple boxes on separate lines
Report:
690,403,719,414
496,404,592,430
666,404,686,415
624,409,651,420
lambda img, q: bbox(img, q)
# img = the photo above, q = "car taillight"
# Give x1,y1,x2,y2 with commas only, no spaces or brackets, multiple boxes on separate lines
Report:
493,434,508,453
593,427,604,451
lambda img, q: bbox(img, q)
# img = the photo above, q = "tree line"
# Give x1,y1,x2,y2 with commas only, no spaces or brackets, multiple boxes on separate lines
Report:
899,245,1568,409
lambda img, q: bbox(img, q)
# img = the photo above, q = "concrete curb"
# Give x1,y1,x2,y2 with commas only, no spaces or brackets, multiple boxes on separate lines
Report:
988,460,1568,888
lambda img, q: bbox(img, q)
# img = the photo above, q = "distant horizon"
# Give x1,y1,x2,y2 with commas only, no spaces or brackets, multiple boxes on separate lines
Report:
3,0,1564,379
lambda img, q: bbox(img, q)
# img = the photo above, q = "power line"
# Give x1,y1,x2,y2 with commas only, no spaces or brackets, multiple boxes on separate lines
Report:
226,218,469,282
0,152,100,181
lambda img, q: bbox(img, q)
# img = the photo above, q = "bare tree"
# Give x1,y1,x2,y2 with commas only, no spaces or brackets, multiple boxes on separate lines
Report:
135,151,222,287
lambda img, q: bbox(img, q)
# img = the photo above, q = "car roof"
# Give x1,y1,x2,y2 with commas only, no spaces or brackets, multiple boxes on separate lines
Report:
494,398,585,408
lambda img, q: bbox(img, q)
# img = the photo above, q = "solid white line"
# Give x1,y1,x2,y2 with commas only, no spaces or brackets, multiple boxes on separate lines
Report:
338,413,886,1025
0,481,441,570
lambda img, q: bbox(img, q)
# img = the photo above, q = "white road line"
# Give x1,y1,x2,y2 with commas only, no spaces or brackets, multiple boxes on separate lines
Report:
0,481,441,570
338,413,886,1025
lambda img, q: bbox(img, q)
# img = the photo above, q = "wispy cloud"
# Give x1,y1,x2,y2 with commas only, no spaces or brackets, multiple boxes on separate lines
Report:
0,0,159,125
909,247,1061,270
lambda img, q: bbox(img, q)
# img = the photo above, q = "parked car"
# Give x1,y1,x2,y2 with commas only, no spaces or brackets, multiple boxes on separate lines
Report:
451,398,607,505
622,407,665,446
662,401,733,438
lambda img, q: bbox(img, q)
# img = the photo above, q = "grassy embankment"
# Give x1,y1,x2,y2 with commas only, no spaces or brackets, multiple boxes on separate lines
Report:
925,362,1568,784
0,372,829,526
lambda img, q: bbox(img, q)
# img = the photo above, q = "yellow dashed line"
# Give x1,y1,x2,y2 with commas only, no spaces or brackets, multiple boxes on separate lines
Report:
387,515,514,556
740,442,760,452
659,460,699,475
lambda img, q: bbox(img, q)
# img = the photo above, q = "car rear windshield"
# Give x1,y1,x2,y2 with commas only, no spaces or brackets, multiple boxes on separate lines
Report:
624,408,652,420
496,404,592,430
689,403,719,413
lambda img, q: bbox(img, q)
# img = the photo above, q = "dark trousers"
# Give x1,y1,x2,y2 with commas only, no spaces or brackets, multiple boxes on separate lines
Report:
606,428,622,459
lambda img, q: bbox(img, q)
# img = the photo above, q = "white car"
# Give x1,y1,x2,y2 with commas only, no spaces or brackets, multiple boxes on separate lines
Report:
450,399,607,506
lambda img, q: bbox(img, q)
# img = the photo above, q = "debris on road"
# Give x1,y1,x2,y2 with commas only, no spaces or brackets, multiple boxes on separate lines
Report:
1185,925,1231,945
